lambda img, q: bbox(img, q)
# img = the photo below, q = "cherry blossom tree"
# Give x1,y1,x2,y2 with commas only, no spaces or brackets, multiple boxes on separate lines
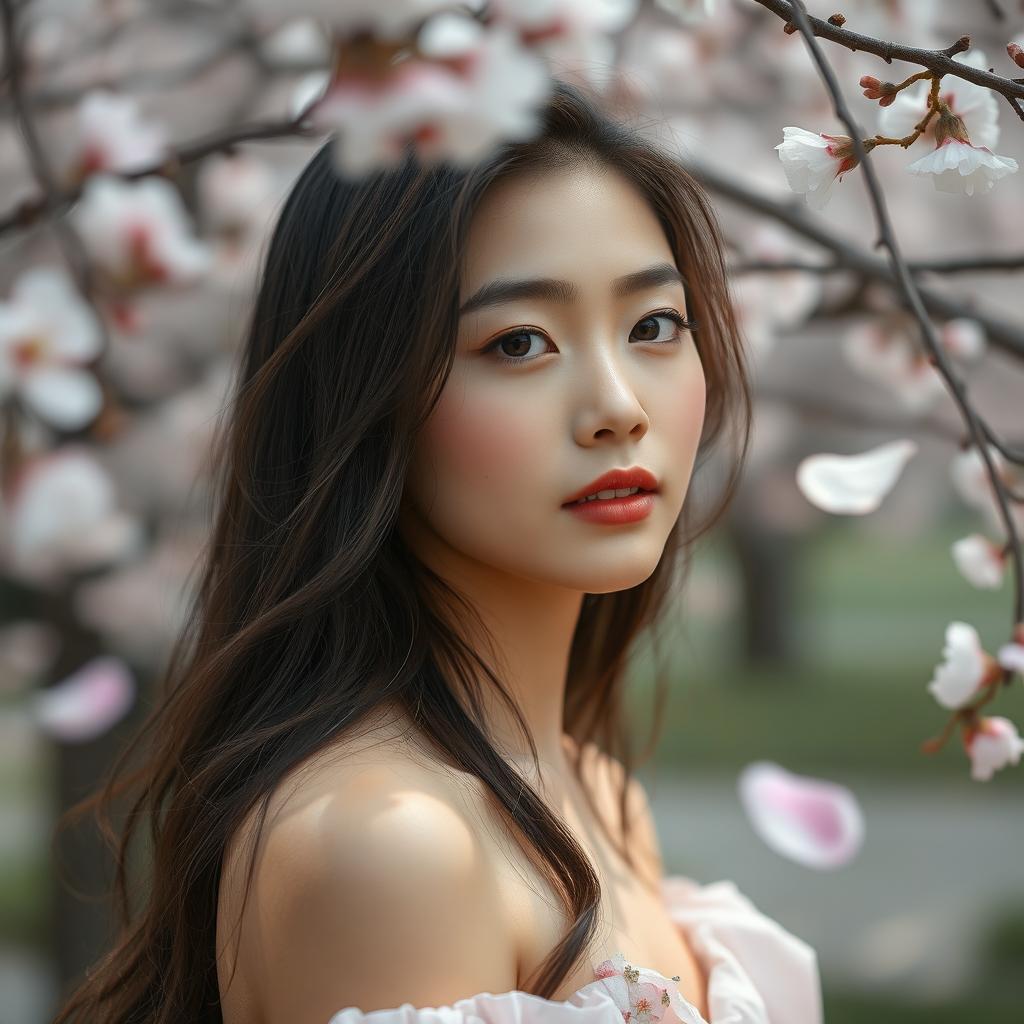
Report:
1,0,1023,992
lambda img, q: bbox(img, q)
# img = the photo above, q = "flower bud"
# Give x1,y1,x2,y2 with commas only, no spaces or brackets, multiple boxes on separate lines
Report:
859,75,898,107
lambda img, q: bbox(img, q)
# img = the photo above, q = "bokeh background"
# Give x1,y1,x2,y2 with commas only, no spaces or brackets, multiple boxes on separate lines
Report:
1,1,1022,1021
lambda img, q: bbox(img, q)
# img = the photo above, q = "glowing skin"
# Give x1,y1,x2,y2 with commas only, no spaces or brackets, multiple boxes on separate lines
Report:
398,163,706,786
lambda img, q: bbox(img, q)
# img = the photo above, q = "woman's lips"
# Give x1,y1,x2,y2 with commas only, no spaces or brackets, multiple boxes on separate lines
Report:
563,491,656,524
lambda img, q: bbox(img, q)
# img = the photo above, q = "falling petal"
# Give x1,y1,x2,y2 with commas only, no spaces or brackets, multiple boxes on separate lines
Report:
31,655,135,742
796,439,918,514
738,761,864,869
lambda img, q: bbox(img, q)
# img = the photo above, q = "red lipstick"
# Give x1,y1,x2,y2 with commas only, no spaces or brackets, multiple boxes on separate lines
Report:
561,467,659,526
562,467,659,506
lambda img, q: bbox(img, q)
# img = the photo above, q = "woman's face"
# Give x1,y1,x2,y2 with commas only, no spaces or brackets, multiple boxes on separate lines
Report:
399,162,707,595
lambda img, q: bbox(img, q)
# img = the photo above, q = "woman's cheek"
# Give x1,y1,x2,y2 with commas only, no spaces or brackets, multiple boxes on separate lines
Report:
425,383,547,503
663,365,707,476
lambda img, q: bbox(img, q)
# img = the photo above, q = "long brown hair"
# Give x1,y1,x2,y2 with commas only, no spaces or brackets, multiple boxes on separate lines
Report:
51,76,752,1022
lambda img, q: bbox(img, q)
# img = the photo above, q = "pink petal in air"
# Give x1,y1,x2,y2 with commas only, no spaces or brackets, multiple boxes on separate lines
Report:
31,655,135,742
738,761,864,869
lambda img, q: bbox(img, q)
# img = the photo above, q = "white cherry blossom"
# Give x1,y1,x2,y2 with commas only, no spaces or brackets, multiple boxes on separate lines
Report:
999,641,1024,676
0,266,104,430
311,19,550,179
951,534,1005,590
61,89,168,183
70,174,213,293
963,716,1024,782
31,655,135,742
878,50,1000,150
1,446,144,586
950,443,1007,509
949,444,1024,538
775,127,870,210
738,761,864,869
907,137,1018,197
796,439,918,515
927,621,1000,710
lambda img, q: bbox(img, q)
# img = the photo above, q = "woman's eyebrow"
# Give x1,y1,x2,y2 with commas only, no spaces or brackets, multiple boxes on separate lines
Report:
458,262,684,318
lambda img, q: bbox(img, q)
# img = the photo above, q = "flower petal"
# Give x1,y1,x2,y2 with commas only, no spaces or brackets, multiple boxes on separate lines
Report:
31,655,135,742
738,761,864,869
796,439,917,514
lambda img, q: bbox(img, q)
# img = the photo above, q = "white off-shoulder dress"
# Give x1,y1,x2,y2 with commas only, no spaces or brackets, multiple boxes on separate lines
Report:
327,873,824,1024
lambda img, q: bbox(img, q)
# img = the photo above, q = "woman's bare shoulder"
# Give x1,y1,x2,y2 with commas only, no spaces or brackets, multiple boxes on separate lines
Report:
219,708,518,1024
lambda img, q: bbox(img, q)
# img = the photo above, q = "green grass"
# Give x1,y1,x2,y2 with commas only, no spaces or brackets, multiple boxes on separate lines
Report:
627,512,1023,782
0,853,50,948
821,990,1021,1024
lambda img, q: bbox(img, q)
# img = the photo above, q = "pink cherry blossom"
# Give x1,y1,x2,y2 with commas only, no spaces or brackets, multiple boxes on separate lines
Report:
963,716,1024,781
0,265,104,430
31,655,135,743
738,762,864,869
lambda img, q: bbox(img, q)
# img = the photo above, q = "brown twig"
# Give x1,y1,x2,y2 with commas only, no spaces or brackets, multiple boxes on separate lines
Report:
684,155,1024,361
0,114,321,234
0,0,94,296
729,253,1024,275
750,0,1024,115
782,0,1023,748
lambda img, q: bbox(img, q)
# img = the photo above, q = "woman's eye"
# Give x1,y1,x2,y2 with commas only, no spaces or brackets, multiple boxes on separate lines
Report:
485,328,551,365
482,310,694,367
632,311,692,344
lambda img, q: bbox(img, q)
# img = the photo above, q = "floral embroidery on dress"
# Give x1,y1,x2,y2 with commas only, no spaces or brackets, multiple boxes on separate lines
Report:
590,952,689,1024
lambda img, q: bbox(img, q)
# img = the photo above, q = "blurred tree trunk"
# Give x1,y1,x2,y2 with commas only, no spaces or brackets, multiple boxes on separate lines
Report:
39,587,119,997
726,495,802,669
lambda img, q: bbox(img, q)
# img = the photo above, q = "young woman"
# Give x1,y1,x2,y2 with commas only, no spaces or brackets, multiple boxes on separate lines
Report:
52,78,822,1024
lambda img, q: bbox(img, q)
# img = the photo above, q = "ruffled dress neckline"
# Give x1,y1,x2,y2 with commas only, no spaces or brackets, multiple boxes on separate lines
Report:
326,873,823,1024
571,950,704,1024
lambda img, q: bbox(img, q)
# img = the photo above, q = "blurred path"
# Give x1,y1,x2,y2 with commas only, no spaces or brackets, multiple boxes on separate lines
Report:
646,774,1024,1002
